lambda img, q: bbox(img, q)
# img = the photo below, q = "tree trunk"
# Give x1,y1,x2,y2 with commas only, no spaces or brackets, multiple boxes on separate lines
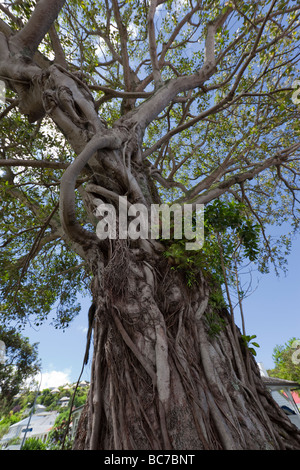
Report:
73,242,300,450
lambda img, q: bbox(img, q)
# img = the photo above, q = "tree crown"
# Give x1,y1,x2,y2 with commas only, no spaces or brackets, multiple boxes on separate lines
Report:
0,0,300,328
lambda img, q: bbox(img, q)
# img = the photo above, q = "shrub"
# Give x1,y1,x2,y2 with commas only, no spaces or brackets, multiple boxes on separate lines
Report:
22,437,47,450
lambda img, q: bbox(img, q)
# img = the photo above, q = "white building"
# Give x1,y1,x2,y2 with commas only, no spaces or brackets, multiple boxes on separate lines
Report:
258,362,300,430
0,410,58,450
70,405,85,440
58,396,70,407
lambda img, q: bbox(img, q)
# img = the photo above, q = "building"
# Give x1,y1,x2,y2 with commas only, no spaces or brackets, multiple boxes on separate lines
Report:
78,381,89,388
291,391,300,411
258,363,300,430
58,396,70,407
0,410,58,450
70,405,85,440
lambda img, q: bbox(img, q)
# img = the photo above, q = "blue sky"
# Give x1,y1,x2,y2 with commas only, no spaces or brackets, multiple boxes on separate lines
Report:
22,296,93,389
0,200,93,388
21,231,300,390
235,233,300,371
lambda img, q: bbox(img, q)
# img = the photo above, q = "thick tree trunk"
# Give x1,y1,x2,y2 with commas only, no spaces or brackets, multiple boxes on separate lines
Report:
73,244,300,450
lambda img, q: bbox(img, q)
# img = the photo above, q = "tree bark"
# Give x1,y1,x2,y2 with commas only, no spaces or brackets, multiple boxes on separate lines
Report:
73,242,300,450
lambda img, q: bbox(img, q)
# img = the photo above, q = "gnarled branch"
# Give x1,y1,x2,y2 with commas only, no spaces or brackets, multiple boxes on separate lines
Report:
59,130,126,245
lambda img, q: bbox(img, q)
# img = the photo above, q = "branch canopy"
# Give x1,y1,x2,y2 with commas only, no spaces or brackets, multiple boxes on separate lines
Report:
10,0,66,56
0,0,300,328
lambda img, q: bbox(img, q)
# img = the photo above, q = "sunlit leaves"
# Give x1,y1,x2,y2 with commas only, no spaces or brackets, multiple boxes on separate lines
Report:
0,109,86,329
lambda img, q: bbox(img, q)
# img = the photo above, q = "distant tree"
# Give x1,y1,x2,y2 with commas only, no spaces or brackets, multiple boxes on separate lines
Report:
47,408,73,450
37,388,57,409
0,326,40,415
268,338,300,386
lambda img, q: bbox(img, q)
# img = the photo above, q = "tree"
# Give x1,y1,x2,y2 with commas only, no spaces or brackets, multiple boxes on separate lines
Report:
268,338,300,385
1,0,300,450
47,408,74,449
0,326,40,415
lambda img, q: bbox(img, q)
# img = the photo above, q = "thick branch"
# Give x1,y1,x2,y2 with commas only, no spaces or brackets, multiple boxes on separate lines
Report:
111,0,132,92
121,7,233,131
147,0,163,88
185,142,300,207
90,84,151,99
9,0,66,56
205,6,233,66
122,62,217,131
59,130,126,245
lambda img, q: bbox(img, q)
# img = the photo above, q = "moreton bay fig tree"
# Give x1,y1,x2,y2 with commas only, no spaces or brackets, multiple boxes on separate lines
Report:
1,0,300,450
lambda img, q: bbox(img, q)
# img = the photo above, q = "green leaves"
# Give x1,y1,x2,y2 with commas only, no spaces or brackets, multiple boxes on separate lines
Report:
0,326,40,414
269,338,300,383
205,198,260,265
0,112,86,330
1,0,300,332
162,198,260,288
241,334,260,356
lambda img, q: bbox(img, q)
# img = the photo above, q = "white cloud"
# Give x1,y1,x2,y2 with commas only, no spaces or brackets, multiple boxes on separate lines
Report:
77,325,88,335
39,369,72,389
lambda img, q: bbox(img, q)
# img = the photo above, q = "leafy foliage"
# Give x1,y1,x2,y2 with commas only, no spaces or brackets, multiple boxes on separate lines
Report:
163,198,261,287
0,326,40,415
0,0,299,332
268,337,300,385
204,199,261,279
47,408,74,450
22,437,47,450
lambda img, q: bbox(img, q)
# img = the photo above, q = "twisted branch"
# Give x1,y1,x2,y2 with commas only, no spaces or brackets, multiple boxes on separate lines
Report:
59,130,126,245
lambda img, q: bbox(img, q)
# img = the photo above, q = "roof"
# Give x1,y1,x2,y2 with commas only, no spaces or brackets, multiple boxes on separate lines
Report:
71,404,85,415
262,376,300,390
79,381,89,387
1,411,58,444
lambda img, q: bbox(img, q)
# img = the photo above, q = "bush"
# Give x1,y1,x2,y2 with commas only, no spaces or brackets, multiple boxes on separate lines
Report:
22,437,47,450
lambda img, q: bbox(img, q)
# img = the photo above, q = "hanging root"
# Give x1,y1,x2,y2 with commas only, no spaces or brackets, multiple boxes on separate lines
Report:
103,238,131,297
